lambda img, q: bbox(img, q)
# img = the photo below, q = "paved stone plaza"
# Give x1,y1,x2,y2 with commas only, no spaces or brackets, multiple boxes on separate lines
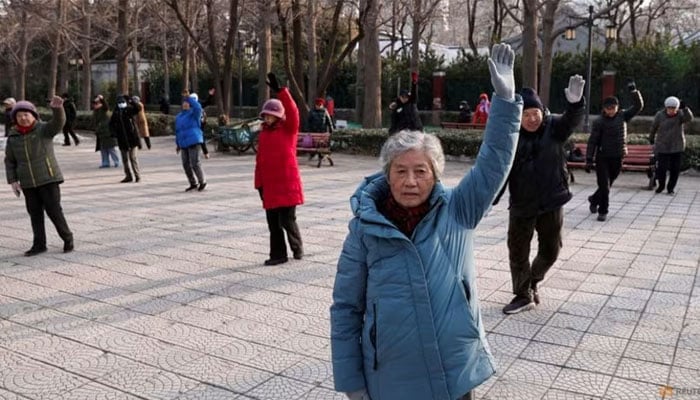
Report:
1,135,699,399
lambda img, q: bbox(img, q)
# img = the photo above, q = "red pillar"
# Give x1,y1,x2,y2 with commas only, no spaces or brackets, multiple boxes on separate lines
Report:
432,71,446,125
601,70,616,101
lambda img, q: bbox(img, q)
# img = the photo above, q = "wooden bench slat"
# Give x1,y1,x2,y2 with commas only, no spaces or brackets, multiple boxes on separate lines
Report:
566,143,655,185
440,122,486,130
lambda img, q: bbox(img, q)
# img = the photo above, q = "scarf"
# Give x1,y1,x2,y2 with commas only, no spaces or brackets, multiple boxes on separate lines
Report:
380,195,430,237
16,123,35,135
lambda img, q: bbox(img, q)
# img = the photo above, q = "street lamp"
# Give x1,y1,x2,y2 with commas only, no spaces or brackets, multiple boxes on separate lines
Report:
565,5,617,133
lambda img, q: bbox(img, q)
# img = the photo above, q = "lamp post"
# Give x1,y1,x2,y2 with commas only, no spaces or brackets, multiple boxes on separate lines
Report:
565,5,617,133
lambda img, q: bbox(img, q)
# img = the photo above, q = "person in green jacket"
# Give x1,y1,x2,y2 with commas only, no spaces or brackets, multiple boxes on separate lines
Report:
92,95,119,168
4,97,74,256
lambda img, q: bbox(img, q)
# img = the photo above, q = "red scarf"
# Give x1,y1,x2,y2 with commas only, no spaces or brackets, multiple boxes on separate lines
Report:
381,195,430,237
16,123,35,135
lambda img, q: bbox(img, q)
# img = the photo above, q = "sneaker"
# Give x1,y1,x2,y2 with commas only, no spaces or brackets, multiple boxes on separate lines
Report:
24,246,47,257
588,196,597,214
264,257,288,266
597,213,607,221
503,296,535,314
198,182,207,191
185,184,198,192
120,177,133,183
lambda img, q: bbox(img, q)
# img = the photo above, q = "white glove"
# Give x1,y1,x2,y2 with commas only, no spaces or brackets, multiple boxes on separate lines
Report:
10,181,21,197
564,74,585,104
487,43,515,101
346,389,370,400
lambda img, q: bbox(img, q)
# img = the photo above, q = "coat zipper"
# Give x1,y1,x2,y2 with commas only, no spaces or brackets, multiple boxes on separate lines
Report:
23,139,37,186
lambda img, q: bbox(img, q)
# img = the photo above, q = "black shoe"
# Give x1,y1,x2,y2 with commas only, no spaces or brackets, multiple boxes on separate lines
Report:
503,296,535,314
597,213,607,221
531,284,540,305
63,240,74,253
655,186,665,194
62,143,70,146
135,176,140,183
24,247,47,257
588,196,597,214
293,251,303,260
667,190,675,195
198,182,207,191
264,257,288,266
120,177,133,183
75,140,80,146
185,184,198,192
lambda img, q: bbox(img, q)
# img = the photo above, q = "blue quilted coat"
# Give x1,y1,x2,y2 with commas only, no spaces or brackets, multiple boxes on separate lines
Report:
330,95,522,400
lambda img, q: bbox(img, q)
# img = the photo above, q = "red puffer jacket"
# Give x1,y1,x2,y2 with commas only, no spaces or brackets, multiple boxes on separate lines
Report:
254,87,304,209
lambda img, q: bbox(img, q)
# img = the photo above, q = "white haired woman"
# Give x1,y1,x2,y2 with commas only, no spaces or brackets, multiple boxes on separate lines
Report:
330,43,523,400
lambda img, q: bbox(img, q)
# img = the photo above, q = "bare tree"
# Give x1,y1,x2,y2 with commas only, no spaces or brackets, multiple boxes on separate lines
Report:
360,0,382,128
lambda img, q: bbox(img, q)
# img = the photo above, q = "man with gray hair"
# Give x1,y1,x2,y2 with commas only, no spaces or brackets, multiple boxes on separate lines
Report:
331,43,523,400
649,95,693,194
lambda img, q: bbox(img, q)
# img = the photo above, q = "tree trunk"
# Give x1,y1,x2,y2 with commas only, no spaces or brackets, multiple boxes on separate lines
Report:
521,0,538,90
258,0,272,107
48,0,64,98
161,7,170,104
116,0,130,94
18,9,28,99
361,0,381,128
306,0,318,105
538,0,561,107
79,0,92,110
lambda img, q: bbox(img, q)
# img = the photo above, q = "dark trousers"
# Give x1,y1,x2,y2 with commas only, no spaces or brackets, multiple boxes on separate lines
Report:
62,122,79,145
655,152,682,192
507,208,563,299
590,156,622,214
22,183,73,249
460,391,474,400
265,206,303,259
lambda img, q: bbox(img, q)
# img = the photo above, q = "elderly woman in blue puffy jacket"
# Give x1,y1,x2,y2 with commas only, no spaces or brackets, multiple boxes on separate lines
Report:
175,94,209,192
330,43,522,400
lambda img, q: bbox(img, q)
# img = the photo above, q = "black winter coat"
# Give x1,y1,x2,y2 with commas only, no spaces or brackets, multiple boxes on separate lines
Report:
587,90,643,161
109,105,140,151
389,81,423,134
502,100,585,217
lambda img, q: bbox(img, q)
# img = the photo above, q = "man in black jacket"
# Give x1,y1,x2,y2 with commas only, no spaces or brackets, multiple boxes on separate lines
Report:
586,82,644,221
495,75,586,314
388,72,423,134
62,93,79,146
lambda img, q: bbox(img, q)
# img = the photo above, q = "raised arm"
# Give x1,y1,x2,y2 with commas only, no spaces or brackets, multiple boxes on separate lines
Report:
551,75,586,141
451,43,522,228
623,81,643,122
266,72,299,133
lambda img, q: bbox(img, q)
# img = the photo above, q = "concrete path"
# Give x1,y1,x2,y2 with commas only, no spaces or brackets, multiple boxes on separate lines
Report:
1,135,698,399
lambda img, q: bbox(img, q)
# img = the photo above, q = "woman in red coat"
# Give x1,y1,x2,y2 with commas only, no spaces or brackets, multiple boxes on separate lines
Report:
254,73,304,266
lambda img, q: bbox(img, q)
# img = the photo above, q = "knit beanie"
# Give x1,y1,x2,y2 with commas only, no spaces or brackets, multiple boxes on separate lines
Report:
11,100,38,121
664,96,680,109
520,87,544,110
603,96,619,107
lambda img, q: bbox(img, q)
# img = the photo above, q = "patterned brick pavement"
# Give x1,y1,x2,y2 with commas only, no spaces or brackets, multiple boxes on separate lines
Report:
1,135,698,399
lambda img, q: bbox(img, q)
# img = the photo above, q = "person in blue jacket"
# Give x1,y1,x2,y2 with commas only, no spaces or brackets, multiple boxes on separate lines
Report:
330,43,522,400
175,93,209,192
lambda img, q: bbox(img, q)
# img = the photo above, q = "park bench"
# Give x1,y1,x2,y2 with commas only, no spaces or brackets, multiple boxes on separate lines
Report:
440,122,486,130
298,132,333,168
567,143,655,187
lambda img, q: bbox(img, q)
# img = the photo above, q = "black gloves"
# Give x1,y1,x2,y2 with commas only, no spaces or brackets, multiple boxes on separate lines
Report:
679,101,686,110
649,137,655,145
266,73,281,93
627,81,636,92
584,162,594,173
